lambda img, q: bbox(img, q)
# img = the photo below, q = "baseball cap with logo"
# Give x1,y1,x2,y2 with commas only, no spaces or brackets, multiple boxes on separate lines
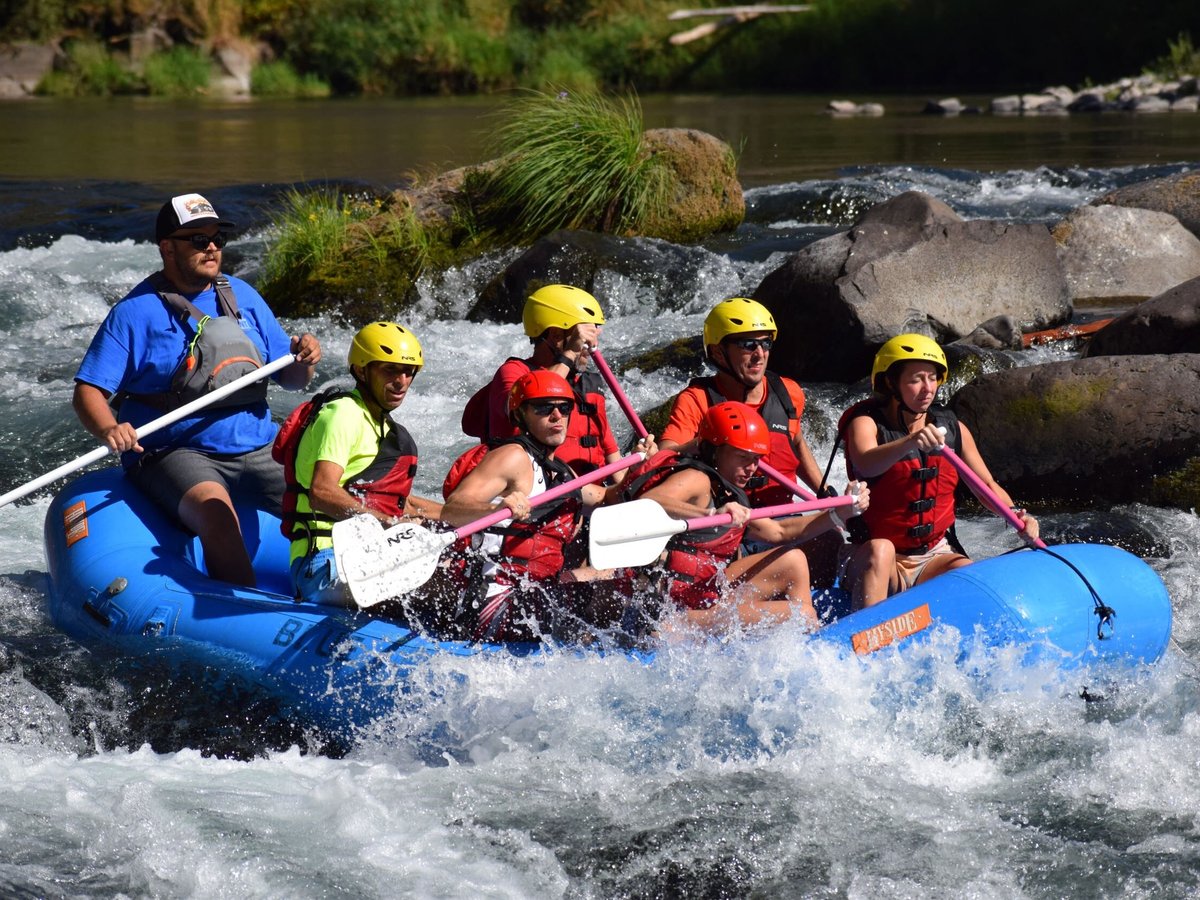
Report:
155,193,236,242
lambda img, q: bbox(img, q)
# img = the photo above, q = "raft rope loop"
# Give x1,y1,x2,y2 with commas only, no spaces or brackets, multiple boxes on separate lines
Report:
1003,544,1116,640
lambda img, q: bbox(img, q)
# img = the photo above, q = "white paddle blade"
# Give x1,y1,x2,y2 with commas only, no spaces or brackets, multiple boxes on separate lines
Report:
332,516,455,608
588,499,688,569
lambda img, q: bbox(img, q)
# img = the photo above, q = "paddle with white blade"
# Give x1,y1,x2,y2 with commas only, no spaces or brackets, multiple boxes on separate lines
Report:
0,353,297,509
588,494,856,569
334,450,646,608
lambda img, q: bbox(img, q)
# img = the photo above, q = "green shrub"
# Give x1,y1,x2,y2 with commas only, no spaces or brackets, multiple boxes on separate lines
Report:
250,59,330,97
142,46,211,96
1148,32,1200,79
35,40,136,96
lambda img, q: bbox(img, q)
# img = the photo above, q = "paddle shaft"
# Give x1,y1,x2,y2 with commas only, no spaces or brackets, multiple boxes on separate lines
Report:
679,494,853,533
938,442,1047,549
0,353,297,509
453,450,644,540
590,347,816,501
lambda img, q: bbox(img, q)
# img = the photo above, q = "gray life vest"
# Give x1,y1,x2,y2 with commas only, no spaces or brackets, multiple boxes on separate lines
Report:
124,273,269,413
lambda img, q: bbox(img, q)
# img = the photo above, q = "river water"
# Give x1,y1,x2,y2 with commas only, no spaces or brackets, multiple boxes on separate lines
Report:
1,95,1199,898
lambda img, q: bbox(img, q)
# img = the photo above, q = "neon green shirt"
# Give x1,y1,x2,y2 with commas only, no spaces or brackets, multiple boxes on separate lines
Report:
290,389,388,562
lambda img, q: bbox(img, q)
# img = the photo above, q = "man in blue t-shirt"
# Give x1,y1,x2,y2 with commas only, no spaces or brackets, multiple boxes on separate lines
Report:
73,192,322,587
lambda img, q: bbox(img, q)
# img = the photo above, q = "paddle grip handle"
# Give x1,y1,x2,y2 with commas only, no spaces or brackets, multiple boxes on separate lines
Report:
685,494,854,532
454,451,645,540
936,433,1047,549
589,349,649,440
0,353,297,510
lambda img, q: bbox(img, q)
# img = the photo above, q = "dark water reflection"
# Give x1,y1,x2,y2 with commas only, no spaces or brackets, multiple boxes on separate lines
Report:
4,94,1199,191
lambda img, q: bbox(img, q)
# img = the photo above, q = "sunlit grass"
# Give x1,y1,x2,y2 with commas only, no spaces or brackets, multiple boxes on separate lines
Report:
478,87,670,239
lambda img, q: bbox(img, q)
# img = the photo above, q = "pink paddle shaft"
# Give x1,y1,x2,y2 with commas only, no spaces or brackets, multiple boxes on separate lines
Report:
589,348,816,501
684,495,854,531
455,451,644,540
939,444,1047,549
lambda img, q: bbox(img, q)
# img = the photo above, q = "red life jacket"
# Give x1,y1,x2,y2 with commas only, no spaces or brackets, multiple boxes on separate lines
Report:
842,400,961,554
692,372,803,506
623,448,750,607
461,357,613,474
272,388,418,545
442,434,582,582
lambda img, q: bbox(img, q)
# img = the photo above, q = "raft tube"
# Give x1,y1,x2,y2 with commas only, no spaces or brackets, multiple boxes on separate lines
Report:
44,469,1172,737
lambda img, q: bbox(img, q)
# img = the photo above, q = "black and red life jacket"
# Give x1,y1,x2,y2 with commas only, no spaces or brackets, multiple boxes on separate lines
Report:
461,357,612,474
622,448,750,597
840,399,961,554
272,387,418,546
442,434,582,582
691,372,803,505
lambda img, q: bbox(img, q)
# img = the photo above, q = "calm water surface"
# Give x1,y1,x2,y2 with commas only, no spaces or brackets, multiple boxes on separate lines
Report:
5,93,1200,187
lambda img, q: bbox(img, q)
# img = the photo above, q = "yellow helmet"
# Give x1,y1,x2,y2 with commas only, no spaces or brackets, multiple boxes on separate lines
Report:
348,321,423,371
871,333,947,391
703,297,777,348
522,284,606,338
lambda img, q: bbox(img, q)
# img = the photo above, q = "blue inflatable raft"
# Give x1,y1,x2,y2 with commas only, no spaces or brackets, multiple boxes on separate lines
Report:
44,469,1173,738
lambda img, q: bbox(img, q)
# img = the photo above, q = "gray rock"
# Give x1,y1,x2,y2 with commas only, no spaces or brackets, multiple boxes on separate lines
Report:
949,353,1200,504
827,100,859,115
1084,276,1200,356
1128,95,1171,113
1093,172,1200,239
1052,204,1200,304
752,191,1070,382
1171,96,1199,112
923,97,963,115
0,42,55,93
991,95,1021,114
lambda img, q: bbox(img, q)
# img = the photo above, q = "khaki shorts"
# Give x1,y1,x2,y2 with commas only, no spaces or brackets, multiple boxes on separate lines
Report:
128,442,284,519
894,537,957,590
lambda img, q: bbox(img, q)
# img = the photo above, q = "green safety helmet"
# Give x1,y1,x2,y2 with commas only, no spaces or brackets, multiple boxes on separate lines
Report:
870,333,947,392
522,284,606,338
703,297,777,348
348,321,424,372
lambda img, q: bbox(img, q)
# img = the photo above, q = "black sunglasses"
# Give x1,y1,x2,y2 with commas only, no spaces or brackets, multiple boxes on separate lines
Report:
527,400,574,417
171,232,228,250
728,337,773,352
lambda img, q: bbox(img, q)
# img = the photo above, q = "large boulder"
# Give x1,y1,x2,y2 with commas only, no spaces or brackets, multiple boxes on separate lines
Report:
0,42,56,95
1083,276,1200,356
637,128,745,243
1052,204,1200,305
1093,172,1200,239
752,191,1070,382
950,353,1200,505
467,229,715,324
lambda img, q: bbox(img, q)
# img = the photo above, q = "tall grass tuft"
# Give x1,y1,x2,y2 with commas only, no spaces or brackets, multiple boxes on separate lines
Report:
1148,32,1200,80
142,46,211,96
36,40,136,96
479,88,669,240
251,60,331,97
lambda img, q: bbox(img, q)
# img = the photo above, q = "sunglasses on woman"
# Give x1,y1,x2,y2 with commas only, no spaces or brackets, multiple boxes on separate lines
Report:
170,232,228,250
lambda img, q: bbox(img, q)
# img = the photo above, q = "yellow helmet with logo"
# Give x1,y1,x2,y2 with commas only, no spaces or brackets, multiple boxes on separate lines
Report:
348,321,423,371
522,284,606,338
870,333,947,391
703,297,777,348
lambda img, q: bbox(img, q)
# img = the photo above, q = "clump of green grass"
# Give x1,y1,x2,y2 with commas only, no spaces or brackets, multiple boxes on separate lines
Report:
260,187,442,319
477,87,670,240
1147,32,1200,80
36,40,137,96
142,46,211,96
250,60,331,97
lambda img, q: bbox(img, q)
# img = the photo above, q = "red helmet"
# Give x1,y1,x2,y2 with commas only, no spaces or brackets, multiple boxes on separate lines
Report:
507,369,574,420
698,401,771,456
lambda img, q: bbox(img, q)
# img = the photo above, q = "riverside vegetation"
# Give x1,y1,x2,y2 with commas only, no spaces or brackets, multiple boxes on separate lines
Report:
4,0,1200,98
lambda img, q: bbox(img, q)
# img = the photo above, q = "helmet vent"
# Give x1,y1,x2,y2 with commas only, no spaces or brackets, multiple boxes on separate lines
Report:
379,345,394,356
